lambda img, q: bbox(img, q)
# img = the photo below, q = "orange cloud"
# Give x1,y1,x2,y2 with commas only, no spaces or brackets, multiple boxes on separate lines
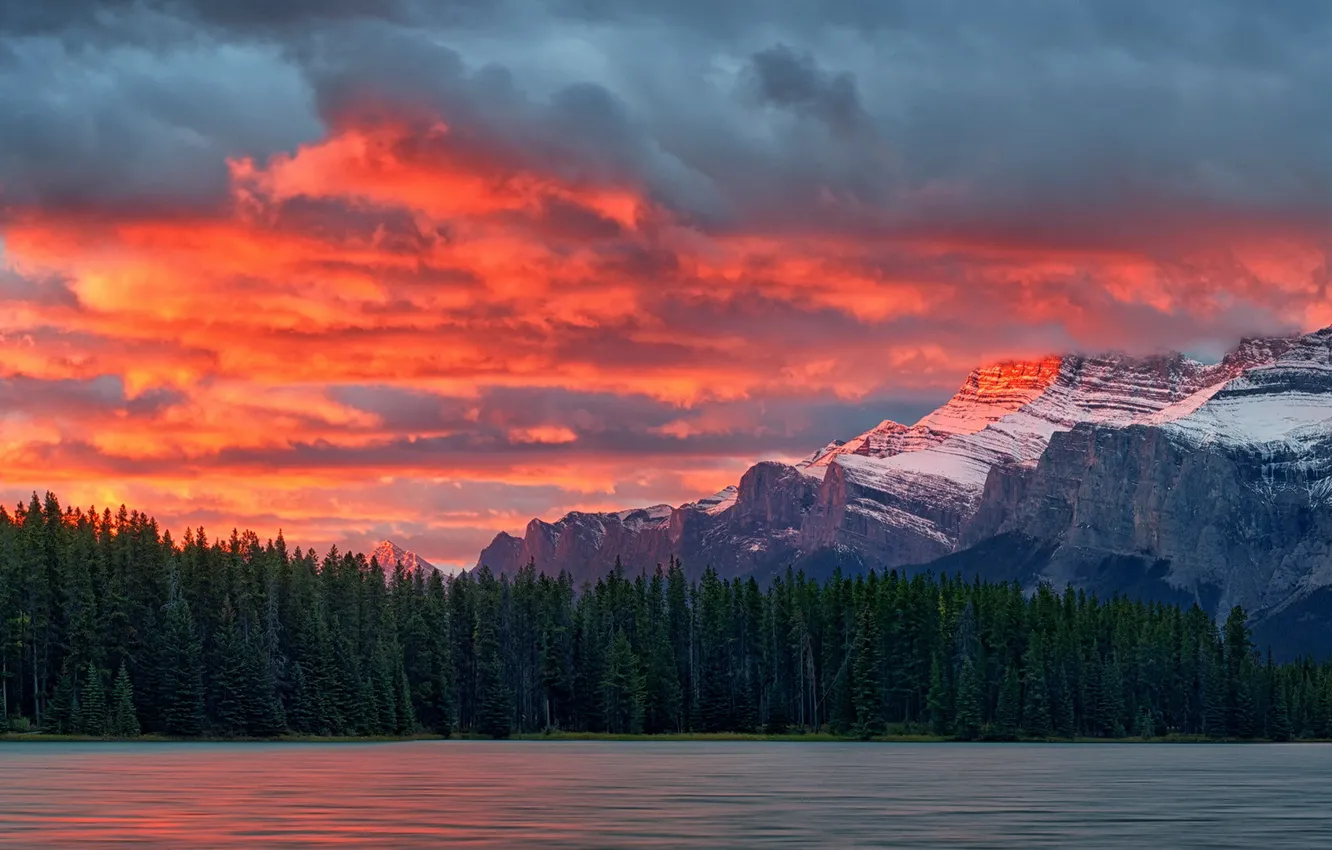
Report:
2,112,1327,564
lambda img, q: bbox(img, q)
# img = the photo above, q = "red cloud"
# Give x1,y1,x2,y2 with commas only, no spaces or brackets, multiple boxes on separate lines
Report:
2,112,1327,562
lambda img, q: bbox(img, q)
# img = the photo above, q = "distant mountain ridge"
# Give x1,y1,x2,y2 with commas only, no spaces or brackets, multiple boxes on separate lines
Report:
370,540,444,577
477,327,1332,654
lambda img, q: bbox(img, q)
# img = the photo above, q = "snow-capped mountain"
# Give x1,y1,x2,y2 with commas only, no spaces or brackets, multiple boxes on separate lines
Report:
797,337,1303,566
948,328,1332,654
477,327,1332,652
370,540,445,577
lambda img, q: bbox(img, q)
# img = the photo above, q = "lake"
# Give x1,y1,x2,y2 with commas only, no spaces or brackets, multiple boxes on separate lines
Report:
1,741,1328,847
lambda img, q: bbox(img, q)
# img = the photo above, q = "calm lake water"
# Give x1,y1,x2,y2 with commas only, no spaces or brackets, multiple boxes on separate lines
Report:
1,741,1329,847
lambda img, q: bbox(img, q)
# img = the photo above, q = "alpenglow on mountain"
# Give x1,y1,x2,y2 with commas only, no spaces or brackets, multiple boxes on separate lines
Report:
370,540,445,577
478,327,1332,654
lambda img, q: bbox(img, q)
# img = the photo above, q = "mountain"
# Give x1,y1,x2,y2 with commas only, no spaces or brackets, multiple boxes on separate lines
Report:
947,327,1332,655
477,327,1332,651
370,540,445,577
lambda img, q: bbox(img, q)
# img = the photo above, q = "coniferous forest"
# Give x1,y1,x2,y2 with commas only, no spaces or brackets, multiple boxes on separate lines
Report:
0,492,1326,741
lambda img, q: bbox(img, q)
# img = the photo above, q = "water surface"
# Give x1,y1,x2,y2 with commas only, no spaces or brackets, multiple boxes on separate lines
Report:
1,741,1328,847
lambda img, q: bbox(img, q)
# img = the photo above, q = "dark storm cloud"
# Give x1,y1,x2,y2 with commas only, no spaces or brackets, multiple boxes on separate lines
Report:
7,0,1332,235
747,44,871,137
0,0,409,38
0,15,321,213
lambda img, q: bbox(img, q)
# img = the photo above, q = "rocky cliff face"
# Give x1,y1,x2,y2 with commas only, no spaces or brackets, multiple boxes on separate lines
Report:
951,329,1332,636
477,329,1332,637
476,462,817,583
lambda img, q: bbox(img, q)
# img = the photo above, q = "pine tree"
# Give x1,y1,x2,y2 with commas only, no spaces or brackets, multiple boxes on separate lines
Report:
1052,665,1076,738
288,661,320,735
764,683,791,735
109,663,141,738
75,661,107,737
926,654,951,736
160,599,205,737
1223,606,1254,738
603,631,645,734
212,613,252,736
1203,644,1228,738
245,641,287,738
1135,705,1155,739
474,570,513,740
851,606,884,740
995,666,1021,740
373,649,398,736
1270,681,1293,743
477,669,513,739
46,662,78,734
1022,647,1052,739
1233,656,1257,739
1098,655,1125,737
954,658,983,741
396,667,416,736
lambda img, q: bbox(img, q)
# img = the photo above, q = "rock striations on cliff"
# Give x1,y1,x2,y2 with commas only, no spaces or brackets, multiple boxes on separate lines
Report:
950,327,1332,654
478,327,1332,651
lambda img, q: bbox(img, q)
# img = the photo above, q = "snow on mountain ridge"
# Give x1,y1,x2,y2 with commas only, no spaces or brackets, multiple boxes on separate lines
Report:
476,328,1325,582
793,340,1312,565
370,540,444,576
684,486,739,516
1164,328,1332,448
810,343,1302,495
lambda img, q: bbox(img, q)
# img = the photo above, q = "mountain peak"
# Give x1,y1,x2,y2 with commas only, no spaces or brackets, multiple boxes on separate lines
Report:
916,354,1065,435
370,540,440,576
475,328,1330,587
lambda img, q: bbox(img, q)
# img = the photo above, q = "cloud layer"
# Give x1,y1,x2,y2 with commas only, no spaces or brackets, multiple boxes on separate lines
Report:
3,0,1331,565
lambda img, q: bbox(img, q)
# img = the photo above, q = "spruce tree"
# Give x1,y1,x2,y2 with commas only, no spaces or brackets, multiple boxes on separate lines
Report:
477,669,513,739
1316,678,1332,740
1223,606,1254,737
75,661,107,737
1022,648,1052,739
851,607,884,740
246,641,287,738
1203,645,1229,738
396,667,417,736
603,631,645,734
1137,705,1156,738
926,654,951,736
764,683,791,735
1098,655,1125,737
954,658,983,740
1233,657,1258,739
159,599,205,737
995,666,1021,740
109,663,141,738
46,662,78,734
1270,682,1293,742
1052,666,1076,738
288,661,320,735
212,614,252,736
370,650,398,736
474,570,513,740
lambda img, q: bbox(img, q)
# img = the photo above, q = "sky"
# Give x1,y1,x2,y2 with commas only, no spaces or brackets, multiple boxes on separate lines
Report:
2,1,1332,568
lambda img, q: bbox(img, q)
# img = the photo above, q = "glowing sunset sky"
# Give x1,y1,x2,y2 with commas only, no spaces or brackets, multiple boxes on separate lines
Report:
3,1,1331,566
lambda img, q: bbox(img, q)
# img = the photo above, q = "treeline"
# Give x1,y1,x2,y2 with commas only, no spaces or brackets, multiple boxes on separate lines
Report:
0,492,1326,740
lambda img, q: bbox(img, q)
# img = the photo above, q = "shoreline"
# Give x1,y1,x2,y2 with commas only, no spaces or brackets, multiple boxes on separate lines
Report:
0,731,1300,744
